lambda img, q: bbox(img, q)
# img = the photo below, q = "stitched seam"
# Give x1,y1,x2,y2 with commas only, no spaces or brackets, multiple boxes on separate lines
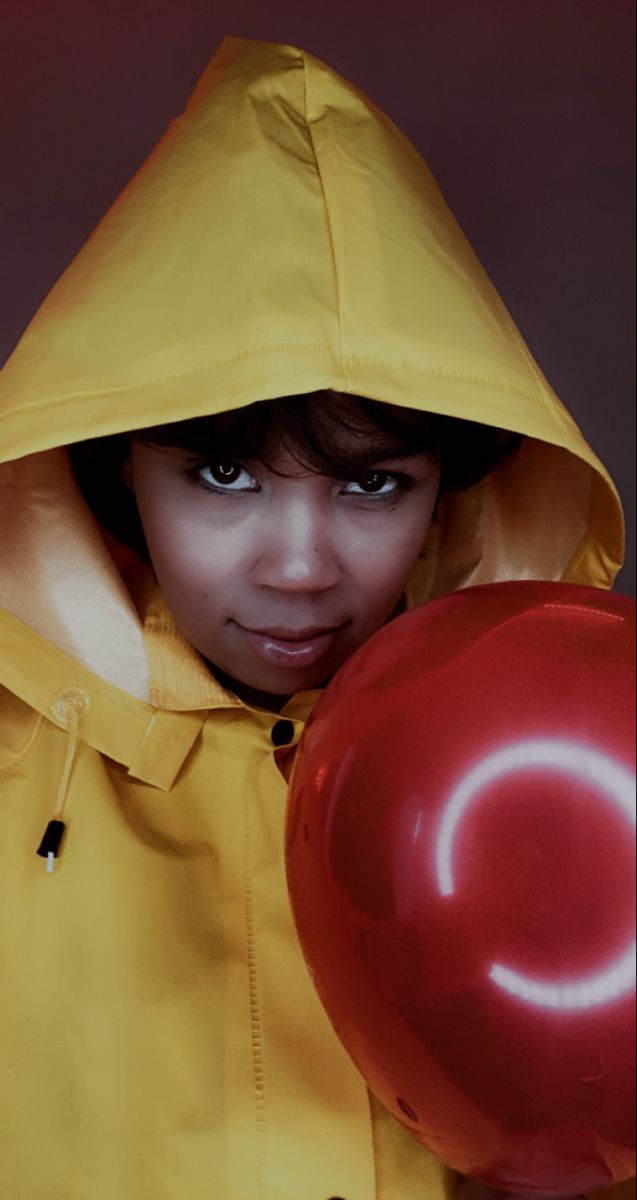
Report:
0,343,329,422
345,356,570,414
241,786,270,1199
0,713,45,779
302,52,350,392
0,609,156,718
0,347,561,423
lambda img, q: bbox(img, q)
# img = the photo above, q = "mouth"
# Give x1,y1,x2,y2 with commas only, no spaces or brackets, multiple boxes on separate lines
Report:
249,624,343,641
235,621,348,670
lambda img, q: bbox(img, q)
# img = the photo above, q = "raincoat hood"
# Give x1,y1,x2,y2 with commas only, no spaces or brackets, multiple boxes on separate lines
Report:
0,35,625,711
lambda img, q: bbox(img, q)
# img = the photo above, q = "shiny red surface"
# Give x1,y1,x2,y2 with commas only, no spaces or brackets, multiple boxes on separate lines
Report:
286,582,636,1196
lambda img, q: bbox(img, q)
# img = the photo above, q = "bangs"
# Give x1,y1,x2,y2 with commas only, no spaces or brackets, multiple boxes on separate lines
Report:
133,392,444,479
68,390,522,556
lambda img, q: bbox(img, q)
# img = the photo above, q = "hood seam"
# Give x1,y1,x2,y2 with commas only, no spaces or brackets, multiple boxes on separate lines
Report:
302,50,351,394
0,342,329,425
0,712,45,779
1,356,568,424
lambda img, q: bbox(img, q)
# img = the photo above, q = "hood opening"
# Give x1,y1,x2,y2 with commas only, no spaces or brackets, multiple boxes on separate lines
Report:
0,36,624,709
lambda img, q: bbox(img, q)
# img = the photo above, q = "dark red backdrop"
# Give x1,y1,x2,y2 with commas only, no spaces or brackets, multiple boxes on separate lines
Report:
1,0,634,593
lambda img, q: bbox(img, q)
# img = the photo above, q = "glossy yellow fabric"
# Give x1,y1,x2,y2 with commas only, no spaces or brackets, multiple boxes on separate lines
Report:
0,35,631,1200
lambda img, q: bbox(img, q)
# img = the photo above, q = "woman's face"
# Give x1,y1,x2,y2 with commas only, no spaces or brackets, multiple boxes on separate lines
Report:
129,418,440,708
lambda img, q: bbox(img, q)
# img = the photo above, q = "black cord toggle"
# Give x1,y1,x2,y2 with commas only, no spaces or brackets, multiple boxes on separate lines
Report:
36,819,67,870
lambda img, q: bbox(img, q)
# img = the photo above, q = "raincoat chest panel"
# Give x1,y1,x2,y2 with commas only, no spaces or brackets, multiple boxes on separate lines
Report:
0,703,458,1200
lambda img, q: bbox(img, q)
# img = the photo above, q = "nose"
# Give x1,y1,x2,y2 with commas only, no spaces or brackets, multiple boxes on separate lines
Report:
252,494,341,594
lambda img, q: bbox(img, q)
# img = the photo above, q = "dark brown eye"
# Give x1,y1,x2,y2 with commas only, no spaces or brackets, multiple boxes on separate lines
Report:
193,462,259,492
357,471,388,492
210,462,242,483
341,471,412,500
345,470,393,494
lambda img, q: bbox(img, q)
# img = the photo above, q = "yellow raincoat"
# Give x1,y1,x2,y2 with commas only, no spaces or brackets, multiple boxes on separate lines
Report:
0,35,632,1200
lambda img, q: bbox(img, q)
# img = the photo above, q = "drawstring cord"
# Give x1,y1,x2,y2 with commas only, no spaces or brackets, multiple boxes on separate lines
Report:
37,691,88,873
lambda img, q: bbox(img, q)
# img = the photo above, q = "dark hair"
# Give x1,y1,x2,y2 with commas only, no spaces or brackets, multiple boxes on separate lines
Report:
69,391,522,558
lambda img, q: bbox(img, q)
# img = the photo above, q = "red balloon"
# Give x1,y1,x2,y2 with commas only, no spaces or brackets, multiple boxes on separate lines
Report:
286,581,636,1196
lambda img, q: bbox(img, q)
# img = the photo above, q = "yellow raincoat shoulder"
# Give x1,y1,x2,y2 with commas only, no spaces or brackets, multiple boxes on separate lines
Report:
0,34,630,1200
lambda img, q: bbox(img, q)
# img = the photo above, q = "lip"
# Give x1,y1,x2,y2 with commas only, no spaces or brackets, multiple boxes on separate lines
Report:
249,624,342,641
236,622,346,670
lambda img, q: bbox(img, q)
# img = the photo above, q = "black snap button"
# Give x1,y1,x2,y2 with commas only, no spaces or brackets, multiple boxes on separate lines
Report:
271,718,295,747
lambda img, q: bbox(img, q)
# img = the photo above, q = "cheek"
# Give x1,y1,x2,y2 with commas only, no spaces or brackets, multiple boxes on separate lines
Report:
355,492,439,609
347,510,432,614
134,494,221,600
362,494,435,575
138,508,265,642
155,526,233,597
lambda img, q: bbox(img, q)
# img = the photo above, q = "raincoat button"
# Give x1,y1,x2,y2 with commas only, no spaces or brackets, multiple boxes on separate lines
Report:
271,718,295,747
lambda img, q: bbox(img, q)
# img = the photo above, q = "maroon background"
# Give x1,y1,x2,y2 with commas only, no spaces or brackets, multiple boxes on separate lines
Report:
1,0,634,593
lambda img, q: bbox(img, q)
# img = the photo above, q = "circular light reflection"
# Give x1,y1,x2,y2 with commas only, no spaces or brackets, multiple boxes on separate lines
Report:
435,739,636,1011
